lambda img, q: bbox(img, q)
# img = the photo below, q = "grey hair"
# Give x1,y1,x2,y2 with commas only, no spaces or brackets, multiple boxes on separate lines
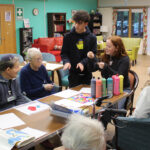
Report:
61,114,105,150
26,48,41,61
0,56,19,73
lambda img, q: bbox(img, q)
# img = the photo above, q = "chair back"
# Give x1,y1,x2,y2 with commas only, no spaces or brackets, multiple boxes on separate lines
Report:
42,52,56,62
0,53,24,63
115,117,150,150
41,53,56,81
128,70,139,91
57,69,69,88
122,38,141,50
125,70,139,114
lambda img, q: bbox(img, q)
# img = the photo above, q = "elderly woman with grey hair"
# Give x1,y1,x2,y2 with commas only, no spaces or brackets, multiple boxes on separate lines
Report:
20,48,55,100
60,114,106,150
0,54,30,111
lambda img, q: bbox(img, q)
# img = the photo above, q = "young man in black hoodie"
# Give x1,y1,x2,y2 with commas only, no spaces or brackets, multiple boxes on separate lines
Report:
61,10,97,88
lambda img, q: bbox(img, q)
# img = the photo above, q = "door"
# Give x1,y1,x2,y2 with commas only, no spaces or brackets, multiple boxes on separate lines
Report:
0,4,16,54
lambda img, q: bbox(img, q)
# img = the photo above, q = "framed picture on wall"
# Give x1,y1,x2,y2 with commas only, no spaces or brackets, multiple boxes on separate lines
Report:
72,10,77,16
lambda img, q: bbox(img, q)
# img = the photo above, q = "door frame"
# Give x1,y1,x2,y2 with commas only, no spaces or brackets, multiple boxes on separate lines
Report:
0,4,16,54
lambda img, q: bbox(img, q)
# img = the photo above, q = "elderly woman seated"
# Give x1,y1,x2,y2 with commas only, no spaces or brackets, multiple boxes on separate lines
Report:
20,48,56,100
55,114,106,150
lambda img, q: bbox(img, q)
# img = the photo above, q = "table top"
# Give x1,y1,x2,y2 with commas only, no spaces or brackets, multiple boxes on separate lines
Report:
0,84,128,150
20,61,63,71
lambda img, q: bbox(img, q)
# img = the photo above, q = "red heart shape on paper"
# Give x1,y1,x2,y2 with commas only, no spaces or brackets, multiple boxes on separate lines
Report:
28,106,36,111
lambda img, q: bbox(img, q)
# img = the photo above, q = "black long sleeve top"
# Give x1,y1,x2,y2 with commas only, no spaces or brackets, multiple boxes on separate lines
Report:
87,55,130,89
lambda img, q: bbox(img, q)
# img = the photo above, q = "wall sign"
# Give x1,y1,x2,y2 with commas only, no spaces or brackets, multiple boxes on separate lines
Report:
16,8,24,20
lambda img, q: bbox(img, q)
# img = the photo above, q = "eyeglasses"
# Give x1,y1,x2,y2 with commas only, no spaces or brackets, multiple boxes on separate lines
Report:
33,57,43,61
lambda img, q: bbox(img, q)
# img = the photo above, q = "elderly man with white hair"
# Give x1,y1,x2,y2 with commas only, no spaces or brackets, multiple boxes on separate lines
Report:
58,114,106,150
20,48,55,100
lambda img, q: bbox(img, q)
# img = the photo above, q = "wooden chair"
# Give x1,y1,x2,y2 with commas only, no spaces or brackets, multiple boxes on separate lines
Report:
125,70,139,114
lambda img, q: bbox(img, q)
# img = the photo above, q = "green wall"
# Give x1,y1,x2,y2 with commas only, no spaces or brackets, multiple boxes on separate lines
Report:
0,0,97,53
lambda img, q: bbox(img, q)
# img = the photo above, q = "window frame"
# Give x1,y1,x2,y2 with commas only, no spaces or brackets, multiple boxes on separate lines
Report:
115,8,143,38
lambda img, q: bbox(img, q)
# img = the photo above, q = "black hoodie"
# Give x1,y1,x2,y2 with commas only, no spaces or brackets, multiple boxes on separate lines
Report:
61,26,97,74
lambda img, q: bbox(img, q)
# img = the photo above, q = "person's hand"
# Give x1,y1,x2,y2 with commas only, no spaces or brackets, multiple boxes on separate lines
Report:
43,84,54,91
63,63,71,70
76,63,84,72
97,62,105,69
87,51,94,59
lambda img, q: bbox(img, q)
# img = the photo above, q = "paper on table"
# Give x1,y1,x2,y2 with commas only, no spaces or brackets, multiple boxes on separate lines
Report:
15,101,50,115
55,99,83,109
53,89,80,98
46,63,63,71
0,129,15,150
80,88,91,94
0,113,25,129
21,127,47,139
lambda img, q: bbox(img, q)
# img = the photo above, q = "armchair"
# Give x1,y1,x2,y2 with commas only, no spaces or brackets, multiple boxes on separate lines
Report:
96,35,106,50
32,37,63,62
115,117,150,150
122,38,141,66
96,36,106,58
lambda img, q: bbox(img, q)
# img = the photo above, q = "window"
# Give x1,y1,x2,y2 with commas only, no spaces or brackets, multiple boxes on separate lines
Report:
116,11,129,37
132,12,143,37
115,8,143,38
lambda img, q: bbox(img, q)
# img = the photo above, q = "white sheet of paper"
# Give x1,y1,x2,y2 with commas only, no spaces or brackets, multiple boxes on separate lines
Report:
0,113,25,129
53,89,80,98
15,101,50,115
46,63,63,71
55,99,83,108
21,127,47,139
80,88,91,94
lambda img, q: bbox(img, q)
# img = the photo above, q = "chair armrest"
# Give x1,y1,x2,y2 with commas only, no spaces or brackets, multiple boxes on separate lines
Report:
132,46,139,52
133,46,140,55
129,46,140,60
97,42,106,50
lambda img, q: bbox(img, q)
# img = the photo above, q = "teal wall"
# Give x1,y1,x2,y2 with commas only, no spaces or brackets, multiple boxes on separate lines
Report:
0,0,97,53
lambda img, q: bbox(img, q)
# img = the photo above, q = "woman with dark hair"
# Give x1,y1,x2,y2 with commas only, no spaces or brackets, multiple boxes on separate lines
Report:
87,36,130,108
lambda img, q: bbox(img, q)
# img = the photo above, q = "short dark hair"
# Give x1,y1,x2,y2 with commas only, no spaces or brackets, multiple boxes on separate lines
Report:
72,10,90,23
0,54,19,72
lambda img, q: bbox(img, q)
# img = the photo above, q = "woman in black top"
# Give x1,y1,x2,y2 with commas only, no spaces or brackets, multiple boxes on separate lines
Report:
87,35,131,108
